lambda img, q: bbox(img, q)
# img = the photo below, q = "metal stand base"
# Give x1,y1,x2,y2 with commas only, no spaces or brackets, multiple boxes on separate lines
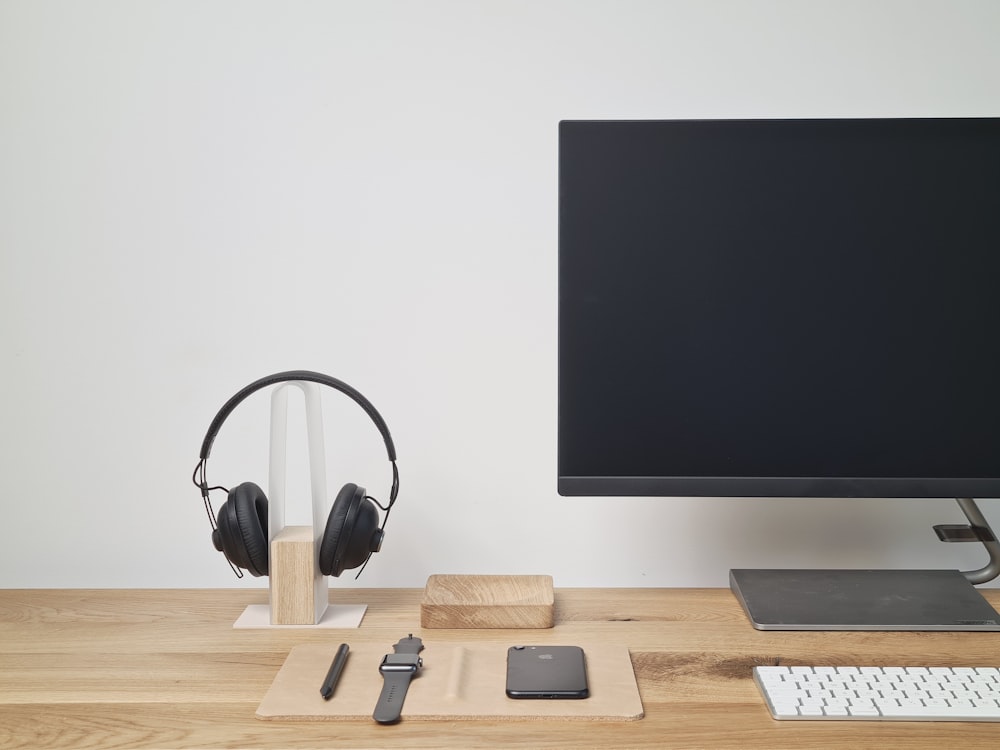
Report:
730,568,1000,631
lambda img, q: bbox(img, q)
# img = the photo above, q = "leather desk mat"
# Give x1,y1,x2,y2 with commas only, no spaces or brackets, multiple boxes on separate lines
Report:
256,641,643,721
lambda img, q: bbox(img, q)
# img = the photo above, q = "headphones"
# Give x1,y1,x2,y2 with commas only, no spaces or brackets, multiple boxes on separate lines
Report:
192,370,399,579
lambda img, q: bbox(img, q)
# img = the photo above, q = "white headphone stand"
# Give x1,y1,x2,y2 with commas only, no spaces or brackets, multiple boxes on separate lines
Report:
233,381,367,629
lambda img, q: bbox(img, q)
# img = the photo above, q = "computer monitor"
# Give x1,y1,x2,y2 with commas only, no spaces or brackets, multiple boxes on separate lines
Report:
557,118,1000,630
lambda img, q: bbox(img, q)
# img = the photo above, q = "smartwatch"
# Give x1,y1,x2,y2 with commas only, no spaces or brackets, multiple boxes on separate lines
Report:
373,634,424,724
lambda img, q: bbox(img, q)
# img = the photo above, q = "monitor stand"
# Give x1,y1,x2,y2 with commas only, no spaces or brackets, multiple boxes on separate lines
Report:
730,498,1000,631
730,568,1000,630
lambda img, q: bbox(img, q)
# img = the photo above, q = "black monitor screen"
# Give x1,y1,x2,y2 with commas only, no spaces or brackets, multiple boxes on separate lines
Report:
558,118,1000,498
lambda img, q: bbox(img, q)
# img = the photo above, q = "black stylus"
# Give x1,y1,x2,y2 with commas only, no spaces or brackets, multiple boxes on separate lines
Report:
320,643,350,700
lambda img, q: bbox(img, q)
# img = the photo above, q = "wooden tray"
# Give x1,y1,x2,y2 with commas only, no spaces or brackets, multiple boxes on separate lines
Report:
421,574,555,629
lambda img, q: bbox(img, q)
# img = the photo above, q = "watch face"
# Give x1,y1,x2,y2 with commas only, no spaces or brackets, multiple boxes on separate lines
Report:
381,653,422,672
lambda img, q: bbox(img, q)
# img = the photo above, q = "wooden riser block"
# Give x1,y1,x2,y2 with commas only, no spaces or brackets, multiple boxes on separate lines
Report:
269,525,326,625
421,575,554,629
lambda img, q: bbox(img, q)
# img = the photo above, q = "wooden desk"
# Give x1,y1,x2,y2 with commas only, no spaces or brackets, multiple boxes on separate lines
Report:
2,588,999,749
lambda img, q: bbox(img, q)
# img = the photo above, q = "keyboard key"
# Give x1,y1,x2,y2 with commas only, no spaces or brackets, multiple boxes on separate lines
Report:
878,703,1000,720
848,706,881,717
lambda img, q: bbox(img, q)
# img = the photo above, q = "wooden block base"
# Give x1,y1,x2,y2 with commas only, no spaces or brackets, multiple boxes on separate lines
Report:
420,575,554,629
269,525,328,625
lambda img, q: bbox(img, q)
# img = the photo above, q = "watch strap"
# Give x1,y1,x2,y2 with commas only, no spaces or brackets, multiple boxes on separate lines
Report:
392,634,424,655
373,634,424,724
373,669,414,724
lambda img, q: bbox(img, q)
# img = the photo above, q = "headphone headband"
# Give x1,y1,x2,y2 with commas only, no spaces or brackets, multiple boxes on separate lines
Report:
199,370,397,462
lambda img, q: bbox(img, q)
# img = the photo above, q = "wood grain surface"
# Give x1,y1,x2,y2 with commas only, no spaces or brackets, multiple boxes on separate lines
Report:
2,587,999,749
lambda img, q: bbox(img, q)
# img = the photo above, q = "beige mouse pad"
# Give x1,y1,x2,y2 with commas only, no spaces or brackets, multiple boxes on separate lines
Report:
256,641,643,722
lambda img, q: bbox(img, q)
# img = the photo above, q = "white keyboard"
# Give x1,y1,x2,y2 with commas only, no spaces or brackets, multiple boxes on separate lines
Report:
754,665,1000,721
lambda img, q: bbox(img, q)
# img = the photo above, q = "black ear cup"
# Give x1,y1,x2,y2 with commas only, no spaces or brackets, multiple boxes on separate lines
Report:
212,482,269,577
319,483,385,577
212,480,384,579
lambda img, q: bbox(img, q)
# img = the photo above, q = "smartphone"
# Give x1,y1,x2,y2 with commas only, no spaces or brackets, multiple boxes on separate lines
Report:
505,645,590,699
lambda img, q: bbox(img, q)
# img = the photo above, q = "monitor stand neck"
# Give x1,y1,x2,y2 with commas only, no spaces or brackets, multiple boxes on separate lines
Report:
951,498,1000,585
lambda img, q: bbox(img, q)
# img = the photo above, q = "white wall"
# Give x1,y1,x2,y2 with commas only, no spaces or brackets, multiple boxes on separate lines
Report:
2,0,998,589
